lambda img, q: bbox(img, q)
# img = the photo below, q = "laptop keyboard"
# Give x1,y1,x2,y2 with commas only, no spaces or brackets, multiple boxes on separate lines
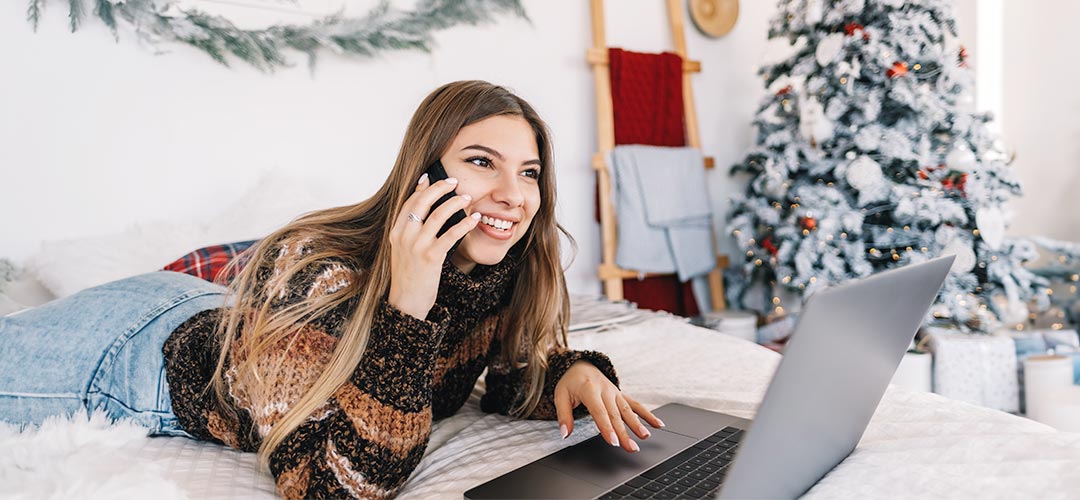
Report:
597,426,742,500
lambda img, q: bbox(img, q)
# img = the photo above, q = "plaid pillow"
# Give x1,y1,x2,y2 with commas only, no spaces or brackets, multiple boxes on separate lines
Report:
162,240,260,285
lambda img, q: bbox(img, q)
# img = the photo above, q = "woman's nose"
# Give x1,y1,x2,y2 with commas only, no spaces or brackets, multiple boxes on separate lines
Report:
490,172,524,207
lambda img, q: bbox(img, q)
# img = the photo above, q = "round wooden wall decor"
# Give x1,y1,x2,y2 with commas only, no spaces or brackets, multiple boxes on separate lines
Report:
689,0,739,38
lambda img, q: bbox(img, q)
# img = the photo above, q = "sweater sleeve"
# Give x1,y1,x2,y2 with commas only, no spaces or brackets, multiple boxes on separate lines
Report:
239,237,453,499
479,335,620,420
268,301,451,499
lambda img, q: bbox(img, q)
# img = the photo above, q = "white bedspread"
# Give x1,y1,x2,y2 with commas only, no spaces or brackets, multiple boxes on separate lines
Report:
42,315,1080,499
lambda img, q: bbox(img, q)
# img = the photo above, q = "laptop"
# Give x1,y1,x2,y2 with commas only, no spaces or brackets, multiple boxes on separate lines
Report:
465,255,954,500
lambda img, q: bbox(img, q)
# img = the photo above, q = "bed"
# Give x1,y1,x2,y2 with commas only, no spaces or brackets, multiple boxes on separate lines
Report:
5,174,1080,498
5,297,1080,499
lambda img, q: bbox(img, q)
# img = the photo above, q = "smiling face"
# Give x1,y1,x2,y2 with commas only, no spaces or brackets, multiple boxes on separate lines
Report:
440,114,542,274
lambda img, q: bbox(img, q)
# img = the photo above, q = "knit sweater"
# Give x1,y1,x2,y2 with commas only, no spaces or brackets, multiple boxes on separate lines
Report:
162,236,619,499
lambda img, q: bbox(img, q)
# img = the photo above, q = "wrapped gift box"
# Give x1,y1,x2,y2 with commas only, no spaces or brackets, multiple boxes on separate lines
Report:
925,328,1019,413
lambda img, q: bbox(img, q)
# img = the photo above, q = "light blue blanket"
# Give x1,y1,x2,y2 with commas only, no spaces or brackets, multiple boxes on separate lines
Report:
609,145,715,281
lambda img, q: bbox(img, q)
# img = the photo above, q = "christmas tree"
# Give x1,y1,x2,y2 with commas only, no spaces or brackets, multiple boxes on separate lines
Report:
726,0,1049,331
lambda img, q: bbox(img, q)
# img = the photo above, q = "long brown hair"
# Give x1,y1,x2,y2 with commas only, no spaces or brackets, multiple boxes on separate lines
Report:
208,80,573,469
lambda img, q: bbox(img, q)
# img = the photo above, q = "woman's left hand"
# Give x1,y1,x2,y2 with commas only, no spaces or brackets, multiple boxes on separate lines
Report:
554,360,665,453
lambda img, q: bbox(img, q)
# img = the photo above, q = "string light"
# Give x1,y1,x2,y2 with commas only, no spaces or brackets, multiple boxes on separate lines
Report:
755,259,764,266
782,275,792,284
904,226,910,231
809,277,818,283
913,63,922,70
733,230,741,236
775,306,785,315
973,229,980,236
772,296,781,305
887,227,894,233
802,229,811,236
747,250,755,257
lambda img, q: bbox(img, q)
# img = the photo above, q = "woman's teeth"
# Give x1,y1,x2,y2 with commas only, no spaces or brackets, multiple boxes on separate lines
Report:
481,215,513,231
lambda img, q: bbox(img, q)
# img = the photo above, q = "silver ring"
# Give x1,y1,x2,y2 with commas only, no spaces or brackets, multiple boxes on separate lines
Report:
407,212,423,223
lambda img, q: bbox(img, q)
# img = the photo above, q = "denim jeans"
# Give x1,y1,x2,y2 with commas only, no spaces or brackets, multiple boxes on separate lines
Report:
0,271,227,437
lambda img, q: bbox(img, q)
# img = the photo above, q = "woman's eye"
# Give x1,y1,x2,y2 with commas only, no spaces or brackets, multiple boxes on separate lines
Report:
467,156,493,168
522,169,541,180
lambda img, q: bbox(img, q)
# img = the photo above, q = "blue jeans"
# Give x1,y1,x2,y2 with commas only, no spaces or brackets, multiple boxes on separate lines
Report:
0,271,227,437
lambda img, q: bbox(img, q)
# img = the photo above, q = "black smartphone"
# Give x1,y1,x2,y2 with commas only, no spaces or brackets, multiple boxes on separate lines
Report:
424,160,468,254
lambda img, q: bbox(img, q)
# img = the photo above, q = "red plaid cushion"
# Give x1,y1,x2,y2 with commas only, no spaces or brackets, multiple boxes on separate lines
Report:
162,240,260,284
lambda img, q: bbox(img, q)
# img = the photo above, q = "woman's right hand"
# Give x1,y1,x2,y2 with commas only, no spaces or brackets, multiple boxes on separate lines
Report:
387,173,481,320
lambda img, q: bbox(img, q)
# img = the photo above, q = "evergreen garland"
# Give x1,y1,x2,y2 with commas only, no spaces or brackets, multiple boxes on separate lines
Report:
26,0,528,71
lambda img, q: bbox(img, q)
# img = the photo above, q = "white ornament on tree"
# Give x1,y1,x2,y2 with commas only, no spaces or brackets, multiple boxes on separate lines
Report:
799,96,834,145
805,0,824,25
846,155,885,192
815,33,845,66
943,237,977,273
976,206,1006,250
946,144,978,170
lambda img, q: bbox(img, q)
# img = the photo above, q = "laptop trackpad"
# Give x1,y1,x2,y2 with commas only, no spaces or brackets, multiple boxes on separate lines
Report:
538,430,699,491
465,462,602,499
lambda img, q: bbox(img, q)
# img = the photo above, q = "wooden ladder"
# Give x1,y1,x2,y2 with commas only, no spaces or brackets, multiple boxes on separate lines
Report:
588,0,729,312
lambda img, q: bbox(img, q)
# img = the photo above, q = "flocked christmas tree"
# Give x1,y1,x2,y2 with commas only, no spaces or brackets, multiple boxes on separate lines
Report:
726,0,1050,332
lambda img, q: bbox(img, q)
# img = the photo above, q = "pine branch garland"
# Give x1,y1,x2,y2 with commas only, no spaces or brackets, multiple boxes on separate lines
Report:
67,0,82,32
94,0,117,37
27,0,527,72
27,0,43,32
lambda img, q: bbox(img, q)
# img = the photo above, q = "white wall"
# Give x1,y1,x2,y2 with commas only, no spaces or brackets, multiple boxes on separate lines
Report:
1000,1,1080,240
2,0,1075,296
0,0,771,295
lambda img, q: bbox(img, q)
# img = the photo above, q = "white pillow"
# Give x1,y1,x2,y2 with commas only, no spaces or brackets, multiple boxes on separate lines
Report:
26,170,355,299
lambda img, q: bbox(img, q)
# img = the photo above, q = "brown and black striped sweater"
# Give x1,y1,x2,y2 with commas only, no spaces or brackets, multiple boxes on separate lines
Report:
162,236,618,499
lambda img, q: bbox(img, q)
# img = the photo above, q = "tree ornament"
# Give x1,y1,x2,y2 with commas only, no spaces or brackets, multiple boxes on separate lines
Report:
800,216,818,231
976,206,1006,250
886,61,909,78
946,144,978,170
846,155,885,192
959,46,969,66
763,236,779,256
844,22,869,40
799,96,834,146
806,0,824,25
943,237,977,273
776,85,793,96
941,172,968,197
815,33,846,66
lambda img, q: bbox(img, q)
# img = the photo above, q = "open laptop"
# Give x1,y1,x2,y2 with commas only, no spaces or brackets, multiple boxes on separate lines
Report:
465,255,954,500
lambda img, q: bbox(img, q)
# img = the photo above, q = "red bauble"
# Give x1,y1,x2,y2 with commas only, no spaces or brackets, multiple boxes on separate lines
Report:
844,22,869,40
800,216,818,231
776,85,793,96
959,45,969,66
886,61,909,78
763,236,779,256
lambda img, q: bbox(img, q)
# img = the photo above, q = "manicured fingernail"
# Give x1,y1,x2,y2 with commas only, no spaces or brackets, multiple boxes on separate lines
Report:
446,177,458,184
418,173,428,184
629,440,640,452
657,419,666,428
608,432,619,447
471,212,481,220
461,194,472,201
641,427,651,438
560,424,568,440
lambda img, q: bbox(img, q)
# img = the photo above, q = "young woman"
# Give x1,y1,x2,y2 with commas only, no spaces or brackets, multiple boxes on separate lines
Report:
0,81,663,499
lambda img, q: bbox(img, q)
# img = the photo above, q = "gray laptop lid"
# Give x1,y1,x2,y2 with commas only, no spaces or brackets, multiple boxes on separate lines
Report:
718,255,954,499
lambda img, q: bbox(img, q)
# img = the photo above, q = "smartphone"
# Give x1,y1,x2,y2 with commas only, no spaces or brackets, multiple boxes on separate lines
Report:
424,160,469,254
